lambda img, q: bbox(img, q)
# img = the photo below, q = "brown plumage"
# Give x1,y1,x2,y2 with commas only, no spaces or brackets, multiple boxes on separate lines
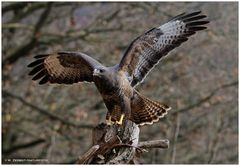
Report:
28,52,102,84
28,11,209,126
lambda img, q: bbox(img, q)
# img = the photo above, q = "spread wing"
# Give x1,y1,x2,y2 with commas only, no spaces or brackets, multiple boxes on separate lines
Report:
28,51,103,84
118,11,209,87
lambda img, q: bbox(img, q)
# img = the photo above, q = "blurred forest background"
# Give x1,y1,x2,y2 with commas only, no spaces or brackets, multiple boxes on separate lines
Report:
2,2,238,164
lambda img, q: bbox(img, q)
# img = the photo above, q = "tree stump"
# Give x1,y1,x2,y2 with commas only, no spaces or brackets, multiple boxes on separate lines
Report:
77,120,169,164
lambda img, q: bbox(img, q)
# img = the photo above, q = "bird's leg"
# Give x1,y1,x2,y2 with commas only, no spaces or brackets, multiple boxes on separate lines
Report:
116,96,130,126
116,114,125,125
106,116,114,125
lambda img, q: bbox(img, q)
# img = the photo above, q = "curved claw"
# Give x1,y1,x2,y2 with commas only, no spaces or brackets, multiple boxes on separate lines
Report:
106,116,114,126
116,114,125,125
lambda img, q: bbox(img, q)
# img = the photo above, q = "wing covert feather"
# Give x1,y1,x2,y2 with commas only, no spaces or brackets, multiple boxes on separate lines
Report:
28,51,103,84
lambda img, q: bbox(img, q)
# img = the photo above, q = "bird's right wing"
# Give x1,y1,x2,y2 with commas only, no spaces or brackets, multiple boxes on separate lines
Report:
28,51,103,84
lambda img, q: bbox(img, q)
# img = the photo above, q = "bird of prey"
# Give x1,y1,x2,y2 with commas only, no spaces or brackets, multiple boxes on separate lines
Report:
28,11,209,126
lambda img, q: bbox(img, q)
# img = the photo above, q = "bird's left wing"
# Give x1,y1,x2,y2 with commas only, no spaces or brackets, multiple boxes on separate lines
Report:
118,11,209,87
28,51,103,84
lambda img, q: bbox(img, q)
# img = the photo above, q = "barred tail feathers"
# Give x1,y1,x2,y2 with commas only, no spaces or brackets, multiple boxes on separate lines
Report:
130,91,171,126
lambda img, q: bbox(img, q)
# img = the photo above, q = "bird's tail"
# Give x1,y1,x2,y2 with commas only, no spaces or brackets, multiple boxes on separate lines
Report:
130,90,171,126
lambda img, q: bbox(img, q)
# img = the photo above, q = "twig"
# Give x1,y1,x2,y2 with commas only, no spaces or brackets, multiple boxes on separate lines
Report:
2,2,29,14
2,23,34,30
77,145,100,164
207,111,224,163
111,143,143,152
4,3,47,21
138,139,169,149
3,2,53,66
46,134,56,163
171,113,181,164
3,138,46,155
3,90,94,129
172,81,238,115
3,2,74,21
38,25,124,46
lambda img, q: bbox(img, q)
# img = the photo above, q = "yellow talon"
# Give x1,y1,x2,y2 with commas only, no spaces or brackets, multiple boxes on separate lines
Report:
116,114,125,125
106,116,114,125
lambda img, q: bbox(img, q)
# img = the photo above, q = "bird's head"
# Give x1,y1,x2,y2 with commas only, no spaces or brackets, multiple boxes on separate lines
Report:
93,66,118,87
93,67,106,77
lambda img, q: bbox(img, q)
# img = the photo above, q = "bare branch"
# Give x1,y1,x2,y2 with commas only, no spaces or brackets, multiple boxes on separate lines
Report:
138,140,169,149
3,90,94,129
3,2,53,66
171,113,181,164
207,111,224,163
3,138,46,155
77,145,100,164
2,2,30,14
2,23,34,30
172,81,238,115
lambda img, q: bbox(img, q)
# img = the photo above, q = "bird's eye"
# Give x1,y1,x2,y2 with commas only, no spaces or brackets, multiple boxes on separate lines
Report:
99,69,104,73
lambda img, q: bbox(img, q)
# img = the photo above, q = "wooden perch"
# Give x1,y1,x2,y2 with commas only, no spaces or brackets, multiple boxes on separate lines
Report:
77,121,169,164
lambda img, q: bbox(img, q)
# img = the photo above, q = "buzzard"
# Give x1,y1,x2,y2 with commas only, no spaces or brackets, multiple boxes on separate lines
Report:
28,11,209,126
